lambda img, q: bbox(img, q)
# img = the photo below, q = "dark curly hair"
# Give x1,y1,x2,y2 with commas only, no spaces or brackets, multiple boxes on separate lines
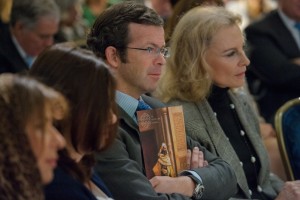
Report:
0,74,67,200
87,2,163,63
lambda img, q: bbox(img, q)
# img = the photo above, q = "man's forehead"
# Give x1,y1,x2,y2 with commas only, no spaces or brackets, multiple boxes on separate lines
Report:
127,23,165,42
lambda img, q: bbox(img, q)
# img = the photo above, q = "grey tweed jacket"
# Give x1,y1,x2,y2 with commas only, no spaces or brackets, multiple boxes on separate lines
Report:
168,90,284,199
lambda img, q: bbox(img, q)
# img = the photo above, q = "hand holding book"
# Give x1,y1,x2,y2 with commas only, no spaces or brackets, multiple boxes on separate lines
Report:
149,175,196,197
137,106,188,179
149,147,208,196
137,106,208,179
137,106,207,197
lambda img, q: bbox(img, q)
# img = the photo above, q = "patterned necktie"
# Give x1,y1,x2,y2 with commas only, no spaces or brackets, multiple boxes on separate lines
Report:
136,99,152,111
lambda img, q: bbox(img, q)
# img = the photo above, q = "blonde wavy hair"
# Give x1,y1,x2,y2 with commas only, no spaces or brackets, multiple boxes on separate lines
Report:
156,6,241,103
0,74,67,200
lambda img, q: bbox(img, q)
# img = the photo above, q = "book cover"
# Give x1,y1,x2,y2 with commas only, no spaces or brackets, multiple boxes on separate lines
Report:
137,106,187,179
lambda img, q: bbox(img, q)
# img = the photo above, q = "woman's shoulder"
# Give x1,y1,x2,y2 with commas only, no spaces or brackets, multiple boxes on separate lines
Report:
167,98,199,107
44,167,93,200
167,99,207,115
91,172,113,198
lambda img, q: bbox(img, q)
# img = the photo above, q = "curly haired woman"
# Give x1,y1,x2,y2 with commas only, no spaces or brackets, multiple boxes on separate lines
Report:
0,74,66,200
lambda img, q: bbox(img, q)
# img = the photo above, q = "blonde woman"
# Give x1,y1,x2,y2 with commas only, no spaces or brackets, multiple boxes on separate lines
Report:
156,6,300,199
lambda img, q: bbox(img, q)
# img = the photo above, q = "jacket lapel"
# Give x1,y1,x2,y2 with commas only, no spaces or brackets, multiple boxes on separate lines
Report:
118,105,140,136
196,99,251,198
230,92,270,185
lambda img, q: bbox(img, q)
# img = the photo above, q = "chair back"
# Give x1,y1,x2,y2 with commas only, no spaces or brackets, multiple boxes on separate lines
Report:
275,97,300,181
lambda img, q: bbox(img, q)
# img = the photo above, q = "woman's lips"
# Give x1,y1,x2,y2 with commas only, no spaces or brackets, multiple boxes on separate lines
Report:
46,158,58,168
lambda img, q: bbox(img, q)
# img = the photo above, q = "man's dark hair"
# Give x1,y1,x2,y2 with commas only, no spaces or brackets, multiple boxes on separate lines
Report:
87,2,163,63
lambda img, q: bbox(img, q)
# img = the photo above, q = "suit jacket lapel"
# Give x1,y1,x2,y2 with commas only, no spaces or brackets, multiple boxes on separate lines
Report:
117,95,165,138
142,94,165,108
0,29,29,72
118,105,140,136
196,99,251,198
230,92,270,185
272,11,300,54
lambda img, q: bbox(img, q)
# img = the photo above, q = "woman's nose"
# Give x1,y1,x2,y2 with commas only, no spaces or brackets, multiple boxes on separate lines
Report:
51,126,66,149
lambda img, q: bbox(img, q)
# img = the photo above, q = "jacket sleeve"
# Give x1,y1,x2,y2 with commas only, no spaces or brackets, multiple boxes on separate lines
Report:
94,127,192,200
269,173,284,193
186,136,238,200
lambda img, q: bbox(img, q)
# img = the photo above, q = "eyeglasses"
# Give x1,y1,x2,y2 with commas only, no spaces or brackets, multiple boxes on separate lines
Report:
126,46,170,58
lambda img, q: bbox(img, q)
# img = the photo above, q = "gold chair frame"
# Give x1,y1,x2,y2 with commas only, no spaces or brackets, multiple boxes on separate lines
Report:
274,97,300,181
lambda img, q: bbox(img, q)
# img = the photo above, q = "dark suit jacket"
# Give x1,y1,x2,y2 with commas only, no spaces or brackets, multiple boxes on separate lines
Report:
0,26,29,74
44,167,113,200
245,10,300,123
94,95,237,200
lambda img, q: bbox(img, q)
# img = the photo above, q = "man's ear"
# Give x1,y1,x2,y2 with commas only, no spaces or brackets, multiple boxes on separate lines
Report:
105,46,121,69
13,21,26,33
11,21,28,38
16,21,28,30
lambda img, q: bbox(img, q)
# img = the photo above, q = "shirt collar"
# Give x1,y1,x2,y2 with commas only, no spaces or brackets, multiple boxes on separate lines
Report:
11,35,27,59
11,34,36,66
278,8,300,50
116,91,139,120
278,8,298,30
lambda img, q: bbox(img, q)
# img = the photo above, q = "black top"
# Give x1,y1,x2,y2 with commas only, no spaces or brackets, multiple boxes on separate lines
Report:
208,85,269,200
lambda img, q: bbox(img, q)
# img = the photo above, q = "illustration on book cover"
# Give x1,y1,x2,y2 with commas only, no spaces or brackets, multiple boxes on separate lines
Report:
137,106,187,179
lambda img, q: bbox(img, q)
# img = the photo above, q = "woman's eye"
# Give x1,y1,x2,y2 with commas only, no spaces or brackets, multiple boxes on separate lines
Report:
226,51,236,57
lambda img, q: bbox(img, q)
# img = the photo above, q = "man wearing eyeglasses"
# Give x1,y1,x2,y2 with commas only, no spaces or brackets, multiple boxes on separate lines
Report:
87,2,237,200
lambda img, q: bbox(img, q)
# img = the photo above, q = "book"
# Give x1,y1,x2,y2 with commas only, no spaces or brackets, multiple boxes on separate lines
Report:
137,105,187,179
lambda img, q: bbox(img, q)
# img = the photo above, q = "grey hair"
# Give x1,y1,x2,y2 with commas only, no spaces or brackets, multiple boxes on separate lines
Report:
53,0,81,22
10,0,60,29
54,0,81,11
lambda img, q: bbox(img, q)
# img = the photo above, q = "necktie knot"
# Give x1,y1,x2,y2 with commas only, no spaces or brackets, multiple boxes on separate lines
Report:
25,55,34,67
295,22,300,31
136,100,152,111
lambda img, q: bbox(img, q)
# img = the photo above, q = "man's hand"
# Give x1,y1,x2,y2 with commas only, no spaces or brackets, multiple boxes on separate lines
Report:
187,147,208,169
149,176,195,197
149,147,207,196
